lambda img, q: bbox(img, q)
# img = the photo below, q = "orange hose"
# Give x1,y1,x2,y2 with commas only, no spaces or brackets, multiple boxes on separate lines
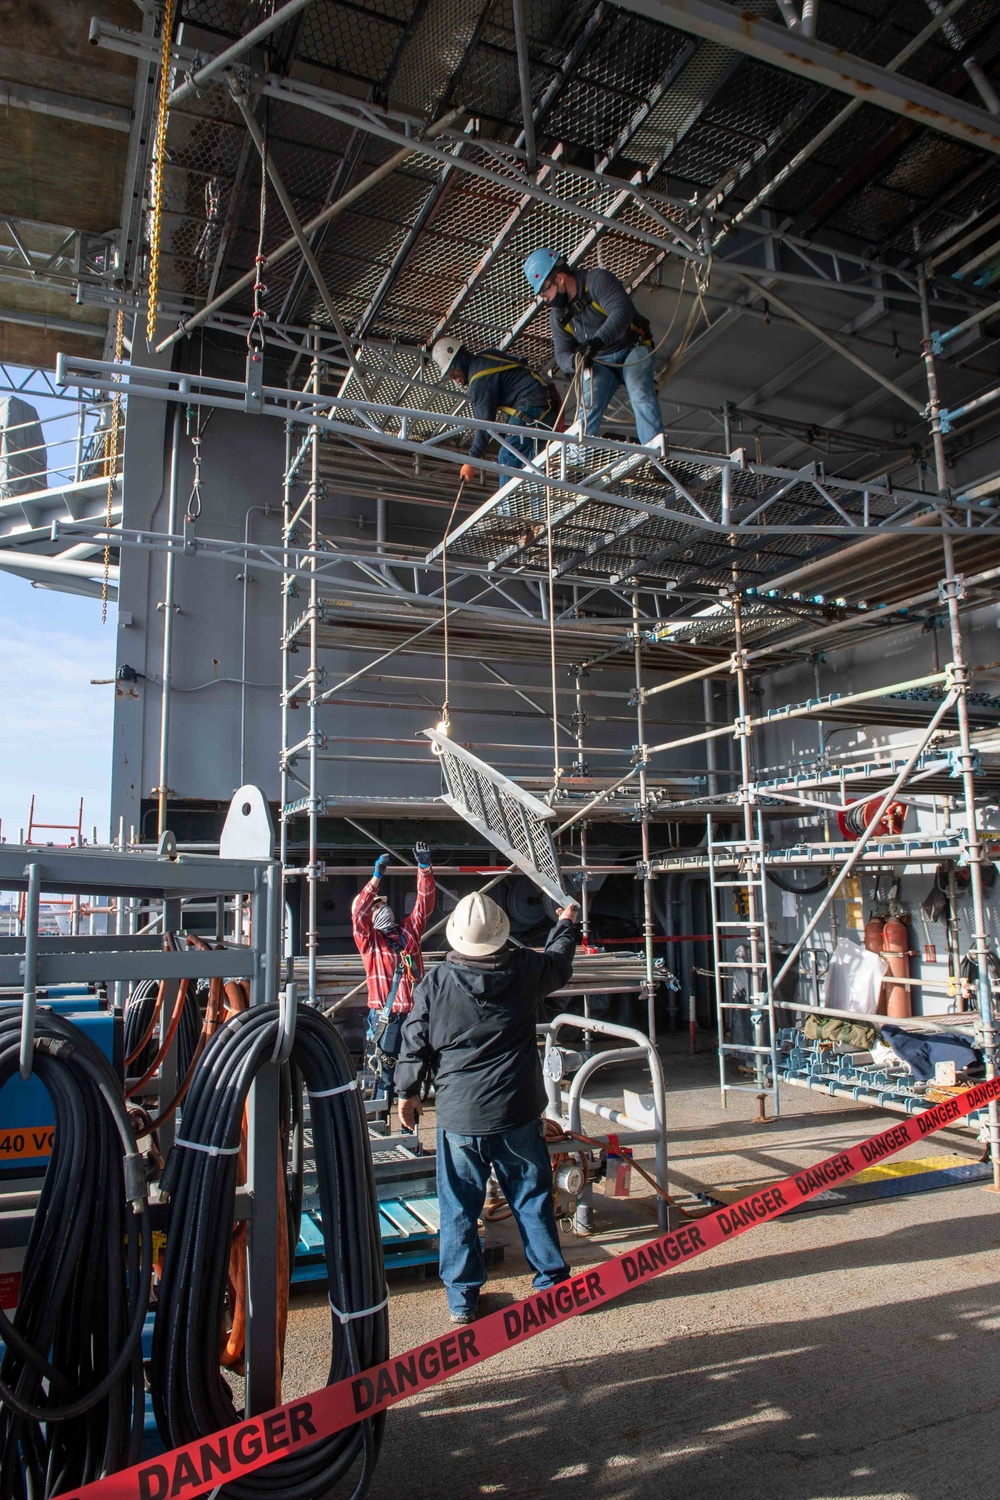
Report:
125,977,166,1068
127,978,189,1098
146,974,225,1133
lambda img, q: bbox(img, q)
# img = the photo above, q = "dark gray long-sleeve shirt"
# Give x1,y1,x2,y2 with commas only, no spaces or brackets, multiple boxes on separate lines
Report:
548,267,651,375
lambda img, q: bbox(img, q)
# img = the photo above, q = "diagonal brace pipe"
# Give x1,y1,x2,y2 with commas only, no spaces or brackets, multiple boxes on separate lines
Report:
770,685,959,994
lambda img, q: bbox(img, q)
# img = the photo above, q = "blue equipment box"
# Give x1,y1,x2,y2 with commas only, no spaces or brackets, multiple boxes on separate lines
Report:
0,999,121,1177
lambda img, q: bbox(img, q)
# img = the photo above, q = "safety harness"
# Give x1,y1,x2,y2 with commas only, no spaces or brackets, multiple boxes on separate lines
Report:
469,352,557,422
561,270,653,352
363,932,419,1100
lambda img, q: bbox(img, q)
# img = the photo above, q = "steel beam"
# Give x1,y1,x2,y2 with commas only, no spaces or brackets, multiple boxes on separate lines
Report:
614,0,1000,154
57,353,976,539
511,0,537,175
720,0,975,235
0,82,131,131
154,107,463,352
167,0,317,107
227,80,372,399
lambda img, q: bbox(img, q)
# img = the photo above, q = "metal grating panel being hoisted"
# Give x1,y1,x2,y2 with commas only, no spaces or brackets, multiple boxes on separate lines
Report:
422,728,567,904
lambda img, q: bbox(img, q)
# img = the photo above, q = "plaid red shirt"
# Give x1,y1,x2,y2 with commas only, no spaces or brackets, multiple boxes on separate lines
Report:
351,867,436,1015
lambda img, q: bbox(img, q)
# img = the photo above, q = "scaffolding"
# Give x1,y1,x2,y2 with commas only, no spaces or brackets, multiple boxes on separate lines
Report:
33,0,1000,1199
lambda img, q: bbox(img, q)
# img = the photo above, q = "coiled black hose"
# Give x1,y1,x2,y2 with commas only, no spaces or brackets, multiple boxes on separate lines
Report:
124,979,201,1081
0,1010,152,1500
151,1004,387,1500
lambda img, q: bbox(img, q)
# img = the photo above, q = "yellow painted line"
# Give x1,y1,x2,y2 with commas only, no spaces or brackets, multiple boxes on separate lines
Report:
708,1154,977,1202
853,1153,972,1182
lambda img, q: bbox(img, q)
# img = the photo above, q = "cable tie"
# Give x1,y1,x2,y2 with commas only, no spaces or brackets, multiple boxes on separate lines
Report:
173,1137,241,1157
308,1078,359,1098
328,1290,388,1324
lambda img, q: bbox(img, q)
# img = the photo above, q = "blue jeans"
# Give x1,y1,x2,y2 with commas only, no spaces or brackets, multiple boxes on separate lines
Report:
581,343,663,445
496,405,551,472
437,1119,570,1316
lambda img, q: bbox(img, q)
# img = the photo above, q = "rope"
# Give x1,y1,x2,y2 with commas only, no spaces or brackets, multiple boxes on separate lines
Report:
545,468,560,788
248,108,269,357
146,0,176,347
185,404,203,521
102,306,125,625
439,478,465,734
657,255,713,387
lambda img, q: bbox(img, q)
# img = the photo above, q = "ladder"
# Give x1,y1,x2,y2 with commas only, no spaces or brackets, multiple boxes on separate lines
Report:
707,815,780,1117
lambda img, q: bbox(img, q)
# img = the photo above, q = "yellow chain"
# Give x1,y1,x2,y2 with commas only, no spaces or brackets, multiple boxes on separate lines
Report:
146,0,177,347
102,307,126,625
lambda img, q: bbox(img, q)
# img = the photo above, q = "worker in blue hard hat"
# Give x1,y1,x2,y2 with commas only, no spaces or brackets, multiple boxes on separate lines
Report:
431,336,559,484
522,248,664,448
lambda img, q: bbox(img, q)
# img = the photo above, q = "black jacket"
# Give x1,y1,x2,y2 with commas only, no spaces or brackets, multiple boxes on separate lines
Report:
456,349,555,459
394,920,579,1134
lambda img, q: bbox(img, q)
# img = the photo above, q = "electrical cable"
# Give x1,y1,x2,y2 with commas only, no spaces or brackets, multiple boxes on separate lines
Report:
150,1004,387,1499
960,949,1000,1016
0,1011,152,1498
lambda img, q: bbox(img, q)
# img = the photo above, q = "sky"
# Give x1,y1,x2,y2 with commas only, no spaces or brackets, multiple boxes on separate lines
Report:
0,377,116,844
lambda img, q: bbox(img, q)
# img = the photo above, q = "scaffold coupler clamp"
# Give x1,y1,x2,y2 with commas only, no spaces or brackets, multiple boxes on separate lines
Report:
733,714,753,741
636,859,653,880
738,780,758,805
939,574,966,605
729,647,749,675
947,746,981,778
631,744,649,768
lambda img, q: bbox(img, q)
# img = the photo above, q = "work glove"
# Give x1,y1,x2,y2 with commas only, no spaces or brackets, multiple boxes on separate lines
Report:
413,841,432,870
373,853,391,880
460,462,476,483
576,337,603,368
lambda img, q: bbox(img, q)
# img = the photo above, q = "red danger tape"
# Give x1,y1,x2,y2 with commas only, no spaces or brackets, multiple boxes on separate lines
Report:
56,1075,1000,1500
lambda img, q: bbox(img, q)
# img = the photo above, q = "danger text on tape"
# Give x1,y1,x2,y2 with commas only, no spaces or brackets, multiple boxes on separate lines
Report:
53,1074,1000,1500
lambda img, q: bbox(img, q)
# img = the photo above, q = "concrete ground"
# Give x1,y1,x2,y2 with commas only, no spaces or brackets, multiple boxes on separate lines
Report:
283,1039,1000,1499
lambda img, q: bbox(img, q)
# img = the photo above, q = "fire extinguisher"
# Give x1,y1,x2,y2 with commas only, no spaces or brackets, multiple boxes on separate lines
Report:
882,914,911,1018
864,916,885,955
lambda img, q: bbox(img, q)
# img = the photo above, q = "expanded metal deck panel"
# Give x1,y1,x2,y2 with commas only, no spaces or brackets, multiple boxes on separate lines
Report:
423,728,567,903
141,0,1000,430
426,434,935,593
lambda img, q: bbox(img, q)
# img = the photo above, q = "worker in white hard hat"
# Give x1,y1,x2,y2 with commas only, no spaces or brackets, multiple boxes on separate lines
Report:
430,336,559,484
395,888,581,1324
522,247,664,446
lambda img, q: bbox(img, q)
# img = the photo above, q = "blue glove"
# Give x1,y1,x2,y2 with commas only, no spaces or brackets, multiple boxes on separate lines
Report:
413,842,432,870
373,853,391,880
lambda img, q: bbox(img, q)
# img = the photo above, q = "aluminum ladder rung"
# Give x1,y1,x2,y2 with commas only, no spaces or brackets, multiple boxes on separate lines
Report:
715,959,769,969
719,1042,776,1054
718,1000,769,1010
716,920,767,927
712,879,764,889
720,1081,777,1094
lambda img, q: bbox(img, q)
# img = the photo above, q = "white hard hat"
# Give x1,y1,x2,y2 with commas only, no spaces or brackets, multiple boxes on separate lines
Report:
446,892,511,957
431,336,463,379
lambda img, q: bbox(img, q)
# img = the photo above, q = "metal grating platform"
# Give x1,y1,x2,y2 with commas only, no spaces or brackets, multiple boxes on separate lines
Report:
423,728,567,903
426,432,938,591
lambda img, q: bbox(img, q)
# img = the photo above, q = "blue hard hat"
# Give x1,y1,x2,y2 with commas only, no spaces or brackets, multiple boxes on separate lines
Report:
523,247,559,295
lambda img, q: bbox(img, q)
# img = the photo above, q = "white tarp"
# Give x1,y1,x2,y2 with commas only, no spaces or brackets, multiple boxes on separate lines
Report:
822,936,886,1014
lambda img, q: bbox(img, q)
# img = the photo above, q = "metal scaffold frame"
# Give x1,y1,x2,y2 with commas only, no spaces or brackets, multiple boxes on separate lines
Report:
51,333,1000,1184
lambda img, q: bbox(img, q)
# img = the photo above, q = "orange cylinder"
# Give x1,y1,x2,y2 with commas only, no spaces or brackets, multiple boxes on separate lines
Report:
882,916,911,1018
864,916,884,954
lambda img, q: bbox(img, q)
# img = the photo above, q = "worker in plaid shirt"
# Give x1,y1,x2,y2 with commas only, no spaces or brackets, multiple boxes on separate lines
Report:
352,843,436,1107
